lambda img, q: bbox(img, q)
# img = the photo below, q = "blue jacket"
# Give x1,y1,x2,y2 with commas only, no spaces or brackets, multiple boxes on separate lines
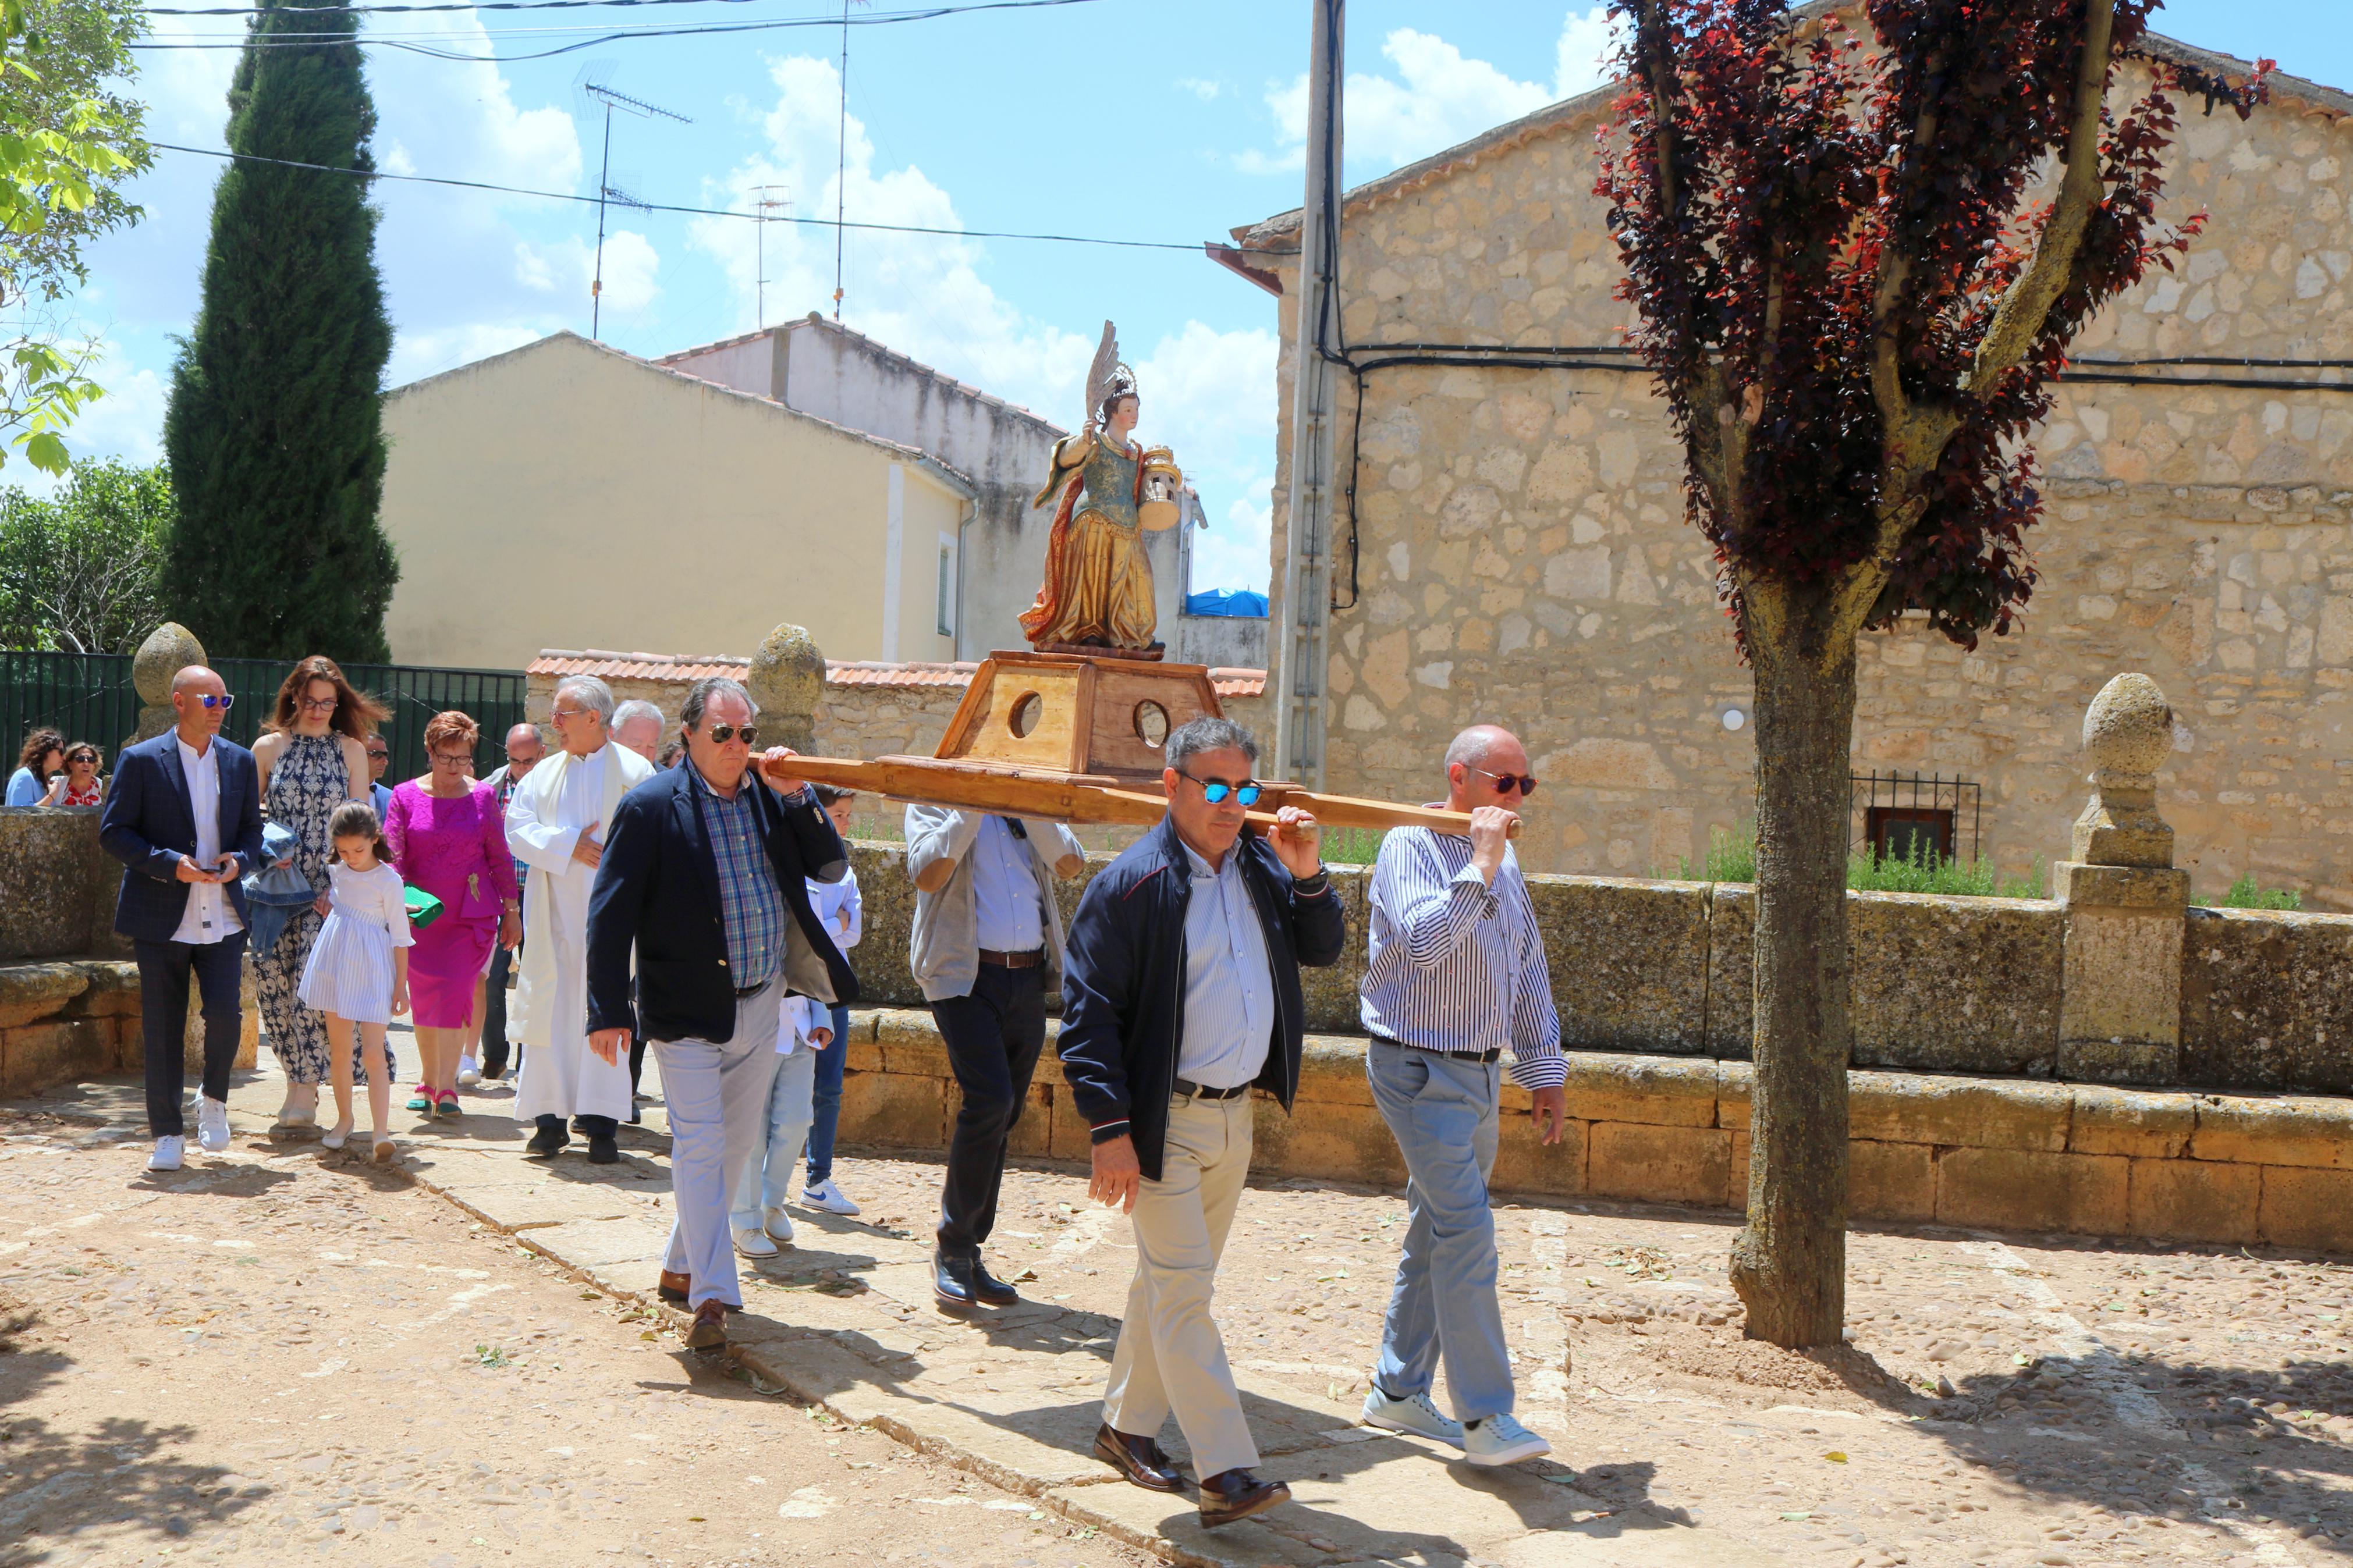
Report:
99,730,267,944
240,820,315,957
585,763,861,1046
1055,815,1347,1182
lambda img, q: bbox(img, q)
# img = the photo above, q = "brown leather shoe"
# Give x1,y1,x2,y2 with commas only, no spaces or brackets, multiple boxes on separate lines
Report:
1198,1467,1289,1528
684,1300,727,1351
658,1270,691,1304
1092,1423,1183,1492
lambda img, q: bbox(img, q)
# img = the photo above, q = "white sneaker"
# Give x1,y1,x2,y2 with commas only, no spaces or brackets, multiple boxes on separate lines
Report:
762,1206,795,1245
456,1057,482,1087
196,1096,231,1153
1361,1386,1465,1448
147,1136,184,1172
732,1226,779,1258
1462,1411,1551,1467
799,1178,860,1216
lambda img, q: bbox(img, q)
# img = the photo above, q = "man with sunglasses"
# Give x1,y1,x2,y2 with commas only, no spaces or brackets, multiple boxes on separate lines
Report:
1356,724,1567,1468
1057,716,1344,1528
584,676,857,1351
363,733,394,820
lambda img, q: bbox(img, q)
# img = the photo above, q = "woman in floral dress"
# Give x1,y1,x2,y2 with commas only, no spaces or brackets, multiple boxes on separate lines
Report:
252,656,382,1126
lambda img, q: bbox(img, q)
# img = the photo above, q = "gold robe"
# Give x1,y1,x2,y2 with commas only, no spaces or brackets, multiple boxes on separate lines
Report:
1018,430,1157,649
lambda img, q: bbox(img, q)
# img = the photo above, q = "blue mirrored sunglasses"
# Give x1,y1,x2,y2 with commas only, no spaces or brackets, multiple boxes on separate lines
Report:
1182,772,1261,806
198,694,233,710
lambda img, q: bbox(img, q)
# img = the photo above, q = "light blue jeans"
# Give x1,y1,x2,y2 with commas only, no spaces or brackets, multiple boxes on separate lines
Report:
729,1047,817,1229
1365,1038,1513,1423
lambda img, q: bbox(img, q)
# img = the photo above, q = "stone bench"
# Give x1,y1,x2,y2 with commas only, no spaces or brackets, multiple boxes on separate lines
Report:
0,957,260,1096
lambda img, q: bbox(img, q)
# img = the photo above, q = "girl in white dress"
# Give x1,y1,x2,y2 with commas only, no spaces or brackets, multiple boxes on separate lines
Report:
300,801,413,1161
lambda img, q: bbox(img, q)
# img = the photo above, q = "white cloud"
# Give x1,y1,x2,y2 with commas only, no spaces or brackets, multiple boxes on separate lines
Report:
385,322,544,390
513,230,661,315
1244,8,1621,178
1177,77,1224,101
1188,488,1273,596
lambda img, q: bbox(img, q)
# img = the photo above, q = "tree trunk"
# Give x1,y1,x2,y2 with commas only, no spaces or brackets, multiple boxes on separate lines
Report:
1729,586,1855,1349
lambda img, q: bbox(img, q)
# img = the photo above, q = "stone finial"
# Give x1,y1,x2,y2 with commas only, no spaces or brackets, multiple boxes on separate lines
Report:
127,622,207,746
748,623,824,753
2070,672,2174,869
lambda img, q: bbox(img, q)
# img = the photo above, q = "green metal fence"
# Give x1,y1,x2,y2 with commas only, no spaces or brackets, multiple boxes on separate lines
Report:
1,650,527,787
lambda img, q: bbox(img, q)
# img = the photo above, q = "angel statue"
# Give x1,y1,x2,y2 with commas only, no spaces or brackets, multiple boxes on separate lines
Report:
1018,322,1183,658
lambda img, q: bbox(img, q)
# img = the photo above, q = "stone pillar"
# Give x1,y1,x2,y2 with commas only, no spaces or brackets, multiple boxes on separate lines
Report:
747,623,824,753
2053,673,2189,1085
127,622,207,748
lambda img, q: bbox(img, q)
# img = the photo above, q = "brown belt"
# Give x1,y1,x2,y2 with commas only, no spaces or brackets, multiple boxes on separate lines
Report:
978,948,1045,969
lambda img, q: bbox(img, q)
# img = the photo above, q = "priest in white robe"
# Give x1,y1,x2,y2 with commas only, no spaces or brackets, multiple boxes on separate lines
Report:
505,675,654,1162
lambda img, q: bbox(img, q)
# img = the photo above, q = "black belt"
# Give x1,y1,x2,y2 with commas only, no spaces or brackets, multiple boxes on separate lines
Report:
1370,1033,1501,1064
1172,1077,1252,1101
736,979,772,998
978,947,1045,969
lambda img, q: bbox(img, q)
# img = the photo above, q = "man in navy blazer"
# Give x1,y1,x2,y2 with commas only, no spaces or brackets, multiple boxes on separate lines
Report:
584,675,857,1349
100,665,266,1172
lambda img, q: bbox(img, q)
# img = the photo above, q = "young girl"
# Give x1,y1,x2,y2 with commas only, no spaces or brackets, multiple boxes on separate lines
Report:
299,801,414,1162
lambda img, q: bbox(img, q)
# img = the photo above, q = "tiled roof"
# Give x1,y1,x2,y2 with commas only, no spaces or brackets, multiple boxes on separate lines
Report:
530,649,1268,699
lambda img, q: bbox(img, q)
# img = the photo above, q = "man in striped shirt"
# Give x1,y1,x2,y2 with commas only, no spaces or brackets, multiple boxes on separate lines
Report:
1357,723,1568,1467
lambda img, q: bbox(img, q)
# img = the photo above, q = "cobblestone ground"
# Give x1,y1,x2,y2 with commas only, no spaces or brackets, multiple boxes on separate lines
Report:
7,1044,2351,1568
0,1107,1158,1568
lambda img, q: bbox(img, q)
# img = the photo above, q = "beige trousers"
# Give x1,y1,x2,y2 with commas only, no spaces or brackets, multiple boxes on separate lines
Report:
1102,1092,1259,1479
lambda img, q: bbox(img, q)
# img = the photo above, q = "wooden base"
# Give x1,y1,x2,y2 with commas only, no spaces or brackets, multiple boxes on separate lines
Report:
1034,639,1165,661
935,650,1218,781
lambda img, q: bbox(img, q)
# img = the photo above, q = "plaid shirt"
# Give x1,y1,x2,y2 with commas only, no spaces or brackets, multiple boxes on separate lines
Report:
690,762,785,992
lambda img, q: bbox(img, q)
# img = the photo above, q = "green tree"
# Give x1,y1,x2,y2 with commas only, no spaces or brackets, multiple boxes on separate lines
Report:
162,0,397,663
0,0,151,472
0,454,171,650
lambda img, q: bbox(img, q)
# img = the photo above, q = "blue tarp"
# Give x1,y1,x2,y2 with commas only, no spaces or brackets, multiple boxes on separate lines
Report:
1183,589,1269,619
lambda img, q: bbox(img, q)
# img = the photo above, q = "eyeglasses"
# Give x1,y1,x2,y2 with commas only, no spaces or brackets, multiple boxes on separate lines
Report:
1470,765,1539,797
429,751,471,767
1179,771,1261,806
548,707,591,723
701,723,758,746
297,695,337,713
194,694,233,710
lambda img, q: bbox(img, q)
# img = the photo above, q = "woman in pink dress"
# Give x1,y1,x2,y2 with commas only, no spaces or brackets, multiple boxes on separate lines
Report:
386,710,520,1117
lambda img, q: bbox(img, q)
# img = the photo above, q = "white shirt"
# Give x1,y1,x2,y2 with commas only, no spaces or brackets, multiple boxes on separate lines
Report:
774,993,827,1056
1174,840,1276,1090
172,735,244,945
807,864,862,951
970,815,1045,954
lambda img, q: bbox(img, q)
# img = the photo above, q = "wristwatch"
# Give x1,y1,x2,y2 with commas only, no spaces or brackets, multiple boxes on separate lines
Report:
1293,866,1332,897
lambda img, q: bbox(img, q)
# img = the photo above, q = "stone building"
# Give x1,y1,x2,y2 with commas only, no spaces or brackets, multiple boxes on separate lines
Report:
1220,10,2353,908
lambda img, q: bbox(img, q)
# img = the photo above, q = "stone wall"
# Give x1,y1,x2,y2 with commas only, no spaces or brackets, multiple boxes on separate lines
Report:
1233,48,2353,909
840,842,2352,1094
832,1008,2353,1254
0,809,121,961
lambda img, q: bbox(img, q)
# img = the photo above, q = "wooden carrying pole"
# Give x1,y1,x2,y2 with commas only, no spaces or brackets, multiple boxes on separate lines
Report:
764,755,1518,839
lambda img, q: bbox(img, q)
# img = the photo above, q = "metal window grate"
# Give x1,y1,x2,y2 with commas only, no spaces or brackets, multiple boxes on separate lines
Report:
1851,771,1981,865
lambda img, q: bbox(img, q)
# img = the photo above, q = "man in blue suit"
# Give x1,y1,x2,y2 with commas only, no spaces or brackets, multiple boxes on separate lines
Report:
100,665,265,1172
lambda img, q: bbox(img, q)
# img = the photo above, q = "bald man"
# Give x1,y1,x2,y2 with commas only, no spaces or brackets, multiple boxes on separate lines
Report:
100,666,266,1172
1355,723,1568,1466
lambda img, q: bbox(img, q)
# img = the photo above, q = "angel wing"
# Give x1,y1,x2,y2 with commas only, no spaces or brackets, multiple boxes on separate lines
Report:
1083,321,1119,424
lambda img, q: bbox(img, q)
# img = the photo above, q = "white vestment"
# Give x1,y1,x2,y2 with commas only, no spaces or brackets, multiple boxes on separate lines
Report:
505,740,652,1123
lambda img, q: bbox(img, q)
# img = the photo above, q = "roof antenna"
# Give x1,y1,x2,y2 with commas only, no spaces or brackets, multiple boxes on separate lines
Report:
581,80,690,340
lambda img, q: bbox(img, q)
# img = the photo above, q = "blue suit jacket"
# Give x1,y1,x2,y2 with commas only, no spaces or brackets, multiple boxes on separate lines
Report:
100,729,267,944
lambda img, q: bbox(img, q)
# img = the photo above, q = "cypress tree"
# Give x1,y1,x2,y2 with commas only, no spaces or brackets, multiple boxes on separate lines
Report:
162,0,398,663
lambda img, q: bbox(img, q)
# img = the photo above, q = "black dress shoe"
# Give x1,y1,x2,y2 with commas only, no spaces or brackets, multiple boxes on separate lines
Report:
1198,1469,1290,1528
1092,1424,1183,1492
586,1129,619,1164
934,1253,978,1311
970,1260,1020,1307
525,1115,567,1157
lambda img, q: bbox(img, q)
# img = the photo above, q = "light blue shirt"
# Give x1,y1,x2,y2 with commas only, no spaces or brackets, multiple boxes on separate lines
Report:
1176,840,1276,1090
970,815,1045,954
5,765,43,806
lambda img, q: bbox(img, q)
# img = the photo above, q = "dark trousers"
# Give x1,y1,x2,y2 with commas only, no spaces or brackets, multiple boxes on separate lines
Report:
931,963,1047,1260
806,1000,851,1183
134,932,247,1139
481,941,513,1078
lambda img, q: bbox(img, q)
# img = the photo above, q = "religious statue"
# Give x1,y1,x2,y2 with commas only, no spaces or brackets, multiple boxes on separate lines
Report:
1017,322,1184,659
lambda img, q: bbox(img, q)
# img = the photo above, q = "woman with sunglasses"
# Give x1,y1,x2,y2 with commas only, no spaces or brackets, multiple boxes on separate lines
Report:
253,656,384,1127
386,710,520,1118
54,742,106,806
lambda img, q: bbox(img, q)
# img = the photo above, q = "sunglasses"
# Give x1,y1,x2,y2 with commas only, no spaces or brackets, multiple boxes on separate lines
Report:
1180,771,1261,806
702,723,758,746
194,694,234,710
1470,765,1539,797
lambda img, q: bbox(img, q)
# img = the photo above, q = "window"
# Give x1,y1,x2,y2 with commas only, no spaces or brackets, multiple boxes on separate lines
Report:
1851,772,1979,866
935,542,955,638
1864,805,1954,865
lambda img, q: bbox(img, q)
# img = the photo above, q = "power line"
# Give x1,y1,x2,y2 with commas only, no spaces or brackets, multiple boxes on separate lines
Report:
140,0,1093,17
130,0,1097,52
150,141,1205,251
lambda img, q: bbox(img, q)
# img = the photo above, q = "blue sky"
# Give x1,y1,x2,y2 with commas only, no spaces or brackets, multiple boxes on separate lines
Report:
59,0,2351,596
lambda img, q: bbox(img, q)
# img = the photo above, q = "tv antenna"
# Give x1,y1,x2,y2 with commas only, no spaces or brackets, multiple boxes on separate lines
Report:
583,80,690,339
751,184,789,329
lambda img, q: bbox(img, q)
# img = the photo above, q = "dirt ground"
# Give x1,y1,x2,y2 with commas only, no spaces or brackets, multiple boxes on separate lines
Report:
0,1108,1160,1568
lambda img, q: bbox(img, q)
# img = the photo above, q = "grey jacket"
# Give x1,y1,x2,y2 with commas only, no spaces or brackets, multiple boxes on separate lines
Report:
905,804,1086,1002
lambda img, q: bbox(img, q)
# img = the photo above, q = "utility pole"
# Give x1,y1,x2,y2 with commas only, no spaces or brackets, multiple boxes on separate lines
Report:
751,185,789,328
584,82,690,340
833,0,853,319
1275,0,1342,788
